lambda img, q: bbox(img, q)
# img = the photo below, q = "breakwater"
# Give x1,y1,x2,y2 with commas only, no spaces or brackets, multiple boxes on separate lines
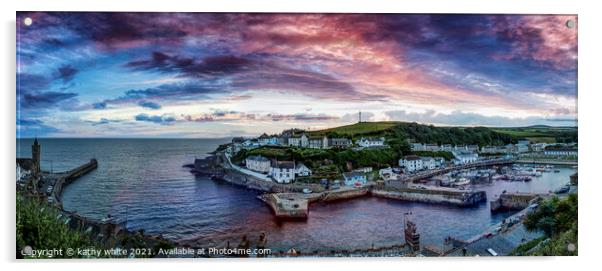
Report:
52,159,98,204
371,186,487,207
48,159,180,257
258,185,484,219
259,188,370,219
214,168,325,193
490,192,541,212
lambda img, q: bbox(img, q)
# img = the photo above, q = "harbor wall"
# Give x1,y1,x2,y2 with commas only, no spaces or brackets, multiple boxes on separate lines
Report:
54,159,98,204
371,187,487,206
490,193,539,212
259,194,309,219
318,188,370,203
218,168,324,193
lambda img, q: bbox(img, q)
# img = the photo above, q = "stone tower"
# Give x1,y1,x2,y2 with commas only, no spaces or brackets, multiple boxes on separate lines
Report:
32,137,40,174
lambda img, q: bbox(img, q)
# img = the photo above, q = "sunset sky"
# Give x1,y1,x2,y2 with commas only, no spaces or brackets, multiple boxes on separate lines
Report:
16,13,577,138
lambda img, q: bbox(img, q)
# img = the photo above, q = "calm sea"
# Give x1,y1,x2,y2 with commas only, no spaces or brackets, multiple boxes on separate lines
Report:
16,138,575,252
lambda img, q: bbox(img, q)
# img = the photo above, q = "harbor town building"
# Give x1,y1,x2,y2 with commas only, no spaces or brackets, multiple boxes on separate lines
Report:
245,155,271,173
269,161,296,184
357,137,386,148
399,155,423,172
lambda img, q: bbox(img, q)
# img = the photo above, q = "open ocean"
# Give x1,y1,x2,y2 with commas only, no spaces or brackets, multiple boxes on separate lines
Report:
17,138,575,253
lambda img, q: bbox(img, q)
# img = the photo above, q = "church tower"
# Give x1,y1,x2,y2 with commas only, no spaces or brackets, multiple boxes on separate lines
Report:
32,138,41,174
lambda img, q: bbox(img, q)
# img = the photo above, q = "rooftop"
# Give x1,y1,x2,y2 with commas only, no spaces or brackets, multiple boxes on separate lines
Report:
246,155,269,162
271,161,295,169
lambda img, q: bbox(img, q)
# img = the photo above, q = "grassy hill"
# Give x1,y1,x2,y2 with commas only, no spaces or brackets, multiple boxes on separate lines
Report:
309,121,577,145
491,126,577,143
310,121,400,137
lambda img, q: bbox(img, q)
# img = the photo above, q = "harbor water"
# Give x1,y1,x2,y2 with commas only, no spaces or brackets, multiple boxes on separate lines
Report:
17,138,575,253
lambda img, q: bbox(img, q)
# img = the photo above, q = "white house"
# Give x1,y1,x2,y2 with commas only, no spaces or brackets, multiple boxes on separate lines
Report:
411,143,426,151
452,150,479,164
325,137,352,149
357,137,385,148
269,161,296,183
440,144,453,151
353,167,373,173
295,163,312,177
467,145,480,152
343,171,367,186
517,139,530,146
379,167,394,177
308,137,323,149
421,157,437,170
532,143,548,152
399,155,423,172
245,156,271,173
543,146,578,157
481,145,507,154
242,139,260,149
425,144,440,151
258,133,271,146
515,144,529,153
288,134,309,148
434,157,445,168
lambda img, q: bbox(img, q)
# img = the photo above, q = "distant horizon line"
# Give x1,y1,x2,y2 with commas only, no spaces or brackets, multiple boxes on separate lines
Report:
16,122,578,140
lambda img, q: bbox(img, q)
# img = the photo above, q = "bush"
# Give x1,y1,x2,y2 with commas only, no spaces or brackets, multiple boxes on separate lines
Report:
519,194,578,256
16,193,104,258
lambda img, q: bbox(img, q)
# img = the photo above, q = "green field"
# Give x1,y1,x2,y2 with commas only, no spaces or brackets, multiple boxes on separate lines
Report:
309,121,400,137
492,125,577,143
309,122,577,144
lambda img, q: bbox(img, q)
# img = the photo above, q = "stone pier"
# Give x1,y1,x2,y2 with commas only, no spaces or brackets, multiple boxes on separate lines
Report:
490,192,541,212
371,186,487,207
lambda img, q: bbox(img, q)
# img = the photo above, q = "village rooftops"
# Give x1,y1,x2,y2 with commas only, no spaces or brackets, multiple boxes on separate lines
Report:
361,137,384,141
271,161,295,169
343,171,365,179
231,137,245,143
544,145,578,151
246,155,269,162
403,155,421,161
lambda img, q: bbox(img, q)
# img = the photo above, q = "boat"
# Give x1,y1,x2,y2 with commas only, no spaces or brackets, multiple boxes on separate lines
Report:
453,178,471,187
555,184,570,194
302,188,313,194
101,214,115,223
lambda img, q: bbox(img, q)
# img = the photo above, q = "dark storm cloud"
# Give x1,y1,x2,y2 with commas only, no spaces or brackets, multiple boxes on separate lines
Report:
93,102,107,109
180,111,340,123
122,82,219,101
126,52,253,77
17,118,44,126
134,113,176,125
267,113,339,122
17,73,51,91
138,101,162,110
17,72,78,109
123,51,372,102
16,12,577,136
87,118,123,126
19,90,77,109
56,64,79,83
